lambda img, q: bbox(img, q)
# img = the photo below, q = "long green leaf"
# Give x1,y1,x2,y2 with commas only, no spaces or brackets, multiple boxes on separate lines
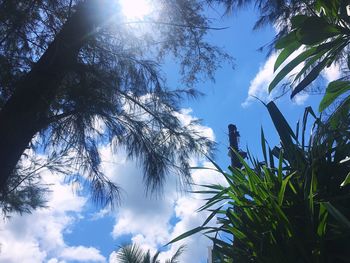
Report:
269,41,336,92
275,30,298,49
261,127,268,165
278,172,296,206
341,172,350,187
202,206,223,227
266,102,297,147
291,57,329,98
296,16,340,45
323,202,350,229
274,41,302,71
317,203,328,237
166,226,209,245
319,80,350,111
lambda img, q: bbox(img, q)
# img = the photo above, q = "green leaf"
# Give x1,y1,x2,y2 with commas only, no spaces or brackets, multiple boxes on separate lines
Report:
315,0,340,18
166,226,209,245
293,43,330,82
269,41,336,93
296,16,340,45
319,80,350,111
278,172,295,206
267,102,297,145
317,203,328,237
261,127,268,165
275,31,298,49
277,150,283,183
269,47,318,92
291,57,329,98
328,96,350,128
308,171,317,216
274,41,302,71
323,202,350,229
341,172,350,187
202,206,223,227
291,15,309,29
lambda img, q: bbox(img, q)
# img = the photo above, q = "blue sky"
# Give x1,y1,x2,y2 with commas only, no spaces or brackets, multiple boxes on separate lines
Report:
0,1,341,263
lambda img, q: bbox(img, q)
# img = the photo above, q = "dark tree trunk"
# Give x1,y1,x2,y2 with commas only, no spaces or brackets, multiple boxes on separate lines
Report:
0,1,101,191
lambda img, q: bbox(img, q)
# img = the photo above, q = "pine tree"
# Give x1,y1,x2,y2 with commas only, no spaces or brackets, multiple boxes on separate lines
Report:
0,0,231,213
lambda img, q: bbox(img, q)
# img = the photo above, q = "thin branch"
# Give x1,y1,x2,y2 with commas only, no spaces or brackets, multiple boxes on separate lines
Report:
119,20,229,31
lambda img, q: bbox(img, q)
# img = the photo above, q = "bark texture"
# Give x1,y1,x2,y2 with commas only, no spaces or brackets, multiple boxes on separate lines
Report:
0,1,100,191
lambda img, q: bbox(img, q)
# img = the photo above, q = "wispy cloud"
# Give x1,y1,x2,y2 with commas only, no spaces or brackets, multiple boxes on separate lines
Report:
242,47,344,109
241,53,278,108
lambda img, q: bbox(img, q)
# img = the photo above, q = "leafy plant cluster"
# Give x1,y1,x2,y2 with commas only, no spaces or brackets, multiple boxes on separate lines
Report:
0,0,234,214
114,243,185,263
169,1,350,262
270,0,350,121
171,101,350,262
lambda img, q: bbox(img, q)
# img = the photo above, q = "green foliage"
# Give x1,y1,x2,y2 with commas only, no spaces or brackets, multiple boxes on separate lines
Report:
169,102,350,262
0,0,233,212
319,81,350,111
114,243,185,263
269,1,350,117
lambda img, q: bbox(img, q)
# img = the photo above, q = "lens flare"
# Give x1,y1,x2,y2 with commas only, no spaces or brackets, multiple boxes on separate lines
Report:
119,0,152,20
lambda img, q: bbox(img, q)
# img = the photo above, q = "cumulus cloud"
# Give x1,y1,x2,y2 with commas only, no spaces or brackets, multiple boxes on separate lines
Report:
104,154,226,263
242,49,307,107
98,109,226,263
0,169,106,263
61,246,105,262
1,108,220,263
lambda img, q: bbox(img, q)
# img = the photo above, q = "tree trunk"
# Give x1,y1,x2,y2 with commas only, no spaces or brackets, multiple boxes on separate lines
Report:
0,0,101,191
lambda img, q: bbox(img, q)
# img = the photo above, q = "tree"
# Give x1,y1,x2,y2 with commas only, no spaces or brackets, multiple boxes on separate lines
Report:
210,0,314,42
114,243,185,263
0,0,232,213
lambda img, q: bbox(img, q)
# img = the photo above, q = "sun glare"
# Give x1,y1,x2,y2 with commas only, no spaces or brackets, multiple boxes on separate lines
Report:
119,0,152,20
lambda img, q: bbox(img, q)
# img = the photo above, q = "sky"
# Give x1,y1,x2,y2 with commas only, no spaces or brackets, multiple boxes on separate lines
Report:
0,1,341,263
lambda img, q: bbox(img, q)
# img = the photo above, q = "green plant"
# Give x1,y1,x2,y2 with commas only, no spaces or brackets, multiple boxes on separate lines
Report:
269,1,350,118
169,102,350,262
0,0,234,212
114,243,185,263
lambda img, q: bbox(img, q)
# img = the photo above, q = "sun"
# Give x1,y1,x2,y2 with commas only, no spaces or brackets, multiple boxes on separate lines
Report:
119,0,152,20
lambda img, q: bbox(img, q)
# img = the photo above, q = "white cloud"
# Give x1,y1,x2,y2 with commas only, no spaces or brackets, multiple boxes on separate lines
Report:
157,163,227,263
0,112,230,263
61,246,105,262
0,108,220,263
98,109,226,263
0,168,106,263
105,157,225,263
241,53,278,108
293,92,309,105
174,108,215,141
242,47,344,108
242,49,308,107
322,62,341,83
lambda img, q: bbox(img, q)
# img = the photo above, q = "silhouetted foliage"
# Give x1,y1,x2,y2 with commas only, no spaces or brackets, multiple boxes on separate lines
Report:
0,0,233,214
170,102,350,262
114,243,185,263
